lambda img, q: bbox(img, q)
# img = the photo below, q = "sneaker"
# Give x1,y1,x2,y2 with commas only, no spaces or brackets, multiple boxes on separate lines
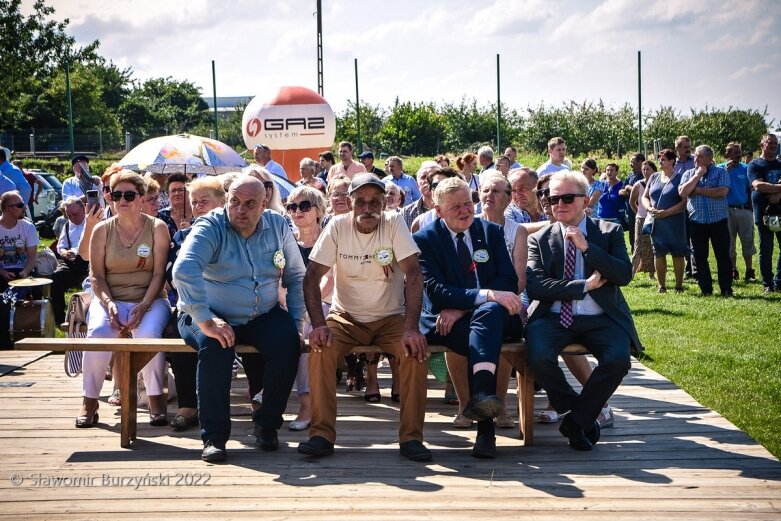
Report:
453,413,473,429
298,435,335,457
202,441,227,462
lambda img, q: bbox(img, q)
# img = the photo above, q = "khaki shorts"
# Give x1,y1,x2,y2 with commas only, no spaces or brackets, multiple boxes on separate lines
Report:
727,207,756,257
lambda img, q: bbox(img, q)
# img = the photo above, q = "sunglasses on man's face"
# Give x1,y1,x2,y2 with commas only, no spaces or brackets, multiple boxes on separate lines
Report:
546,193,586,206
110,190,139,202
286,200,313,213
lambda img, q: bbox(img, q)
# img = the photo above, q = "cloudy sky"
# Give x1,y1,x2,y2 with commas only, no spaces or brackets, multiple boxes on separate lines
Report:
28,0,781,126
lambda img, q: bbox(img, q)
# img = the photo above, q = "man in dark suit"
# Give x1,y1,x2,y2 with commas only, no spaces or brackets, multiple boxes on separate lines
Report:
526,171,641,451
414,177,522,459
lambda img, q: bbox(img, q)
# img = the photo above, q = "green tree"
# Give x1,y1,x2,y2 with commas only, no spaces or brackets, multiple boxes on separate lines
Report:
0,0,99,129
119,77,210,137
335,100,386,153
377,99,446,156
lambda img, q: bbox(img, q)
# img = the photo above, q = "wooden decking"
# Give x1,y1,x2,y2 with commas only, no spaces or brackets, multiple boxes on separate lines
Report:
1,350,780,520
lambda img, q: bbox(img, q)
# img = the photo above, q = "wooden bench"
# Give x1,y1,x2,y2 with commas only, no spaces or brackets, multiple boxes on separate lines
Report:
15,337,589,449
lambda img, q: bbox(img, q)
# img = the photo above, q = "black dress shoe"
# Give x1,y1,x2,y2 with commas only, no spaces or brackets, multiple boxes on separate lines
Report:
585,421,600,445
202,441,227,462
559,414,592,451
399,440,432,461
462,393,502,422
255,427,279,451
298,435,335,457
471,434,497,459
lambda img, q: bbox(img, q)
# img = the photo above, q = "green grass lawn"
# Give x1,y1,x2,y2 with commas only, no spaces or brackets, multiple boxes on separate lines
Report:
623,252,781,459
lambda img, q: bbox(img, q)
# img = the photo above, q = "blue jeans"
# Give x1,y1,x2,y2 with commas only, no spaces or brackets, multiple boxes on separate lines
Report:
757,222,781,289
178,305,300,446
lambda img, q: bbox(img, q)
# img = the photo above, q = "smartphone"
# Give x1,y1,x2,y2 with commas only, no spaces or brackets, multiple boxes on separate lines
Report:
86,189,100,208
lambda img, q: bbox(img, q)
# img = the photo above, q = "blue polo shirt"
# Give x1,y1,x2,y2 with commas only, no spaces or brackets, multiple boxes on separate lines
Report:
384,173,422,204
717,161,751,207
681,164,730,224
173,208,306,329
0,161,32,204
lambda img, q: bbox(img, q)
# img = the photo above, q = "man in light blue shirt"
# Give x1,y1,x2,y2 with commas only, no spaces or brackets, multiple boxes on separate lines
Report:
173,176,305,462
0,148,31,204
718,142,756,282
383,156,421,204
252,144,288,179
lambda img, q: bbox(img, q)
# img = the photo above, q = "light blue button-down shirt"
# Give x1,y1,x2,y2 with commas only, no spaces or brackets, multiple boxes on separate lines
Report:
173,208,306,330
0,161,31,203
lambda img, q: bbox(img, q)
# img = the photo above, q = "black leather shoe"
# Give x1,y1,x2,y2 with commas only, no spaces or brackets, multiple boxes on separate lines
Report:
471,434,497,459
399,440,432,461
298,435,335,457
171,414,199,432
585,421,600,445
462,393,502,422
559,414,592,451
255,427,279,451
202,441,227,462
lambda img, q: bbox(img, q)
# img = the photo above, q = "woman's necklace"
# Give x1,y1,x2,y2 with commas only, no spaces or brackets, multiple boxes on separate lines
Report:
116,220,144,248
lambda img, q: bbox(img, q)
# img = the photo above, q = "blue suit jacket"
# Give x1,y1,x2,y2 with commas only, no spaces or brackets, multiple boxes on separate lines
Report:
526,218,642,355
413,217,518,335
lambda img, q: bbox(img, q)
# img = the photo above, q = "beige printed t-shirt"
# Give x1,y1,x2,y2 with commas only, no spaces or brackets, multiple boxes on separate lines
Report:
309,212,420,323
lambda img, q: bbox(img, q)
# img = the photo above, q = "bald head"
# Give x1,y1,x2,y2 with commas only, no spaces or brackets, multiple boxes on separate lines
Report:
227,175,267,238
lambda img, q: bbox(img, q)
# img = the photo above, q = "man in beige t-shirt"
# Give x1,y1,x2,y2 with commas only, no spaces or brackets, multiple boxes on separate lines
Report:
326,141,366,181
298,173,431,461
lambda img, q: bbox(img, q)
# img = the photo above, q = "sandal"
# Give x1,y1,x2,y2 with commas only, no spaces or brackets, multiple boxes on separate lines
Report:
538,408,560,424
108,388,121,406
149,413,168,427
364,393,381,403
75,405,99,428
597,405,614,428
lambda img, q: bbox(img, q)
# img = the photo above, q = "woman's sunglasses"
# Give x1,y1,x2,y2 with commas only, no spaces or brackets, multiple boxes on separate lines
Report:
536,188,550,199
110,190,139,202
286,200,313,213
546,193,586,206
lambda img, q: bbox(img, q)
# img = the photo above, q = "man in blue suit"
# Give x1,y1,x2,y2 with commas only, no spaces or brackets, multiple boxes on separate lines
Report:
414,177,522,459
526,171,641,451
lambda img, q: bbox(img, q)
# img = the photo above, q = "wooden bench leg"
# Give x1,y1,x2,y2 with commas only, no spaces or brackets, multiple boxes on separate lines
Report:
118,352,155,448
502,350,534,446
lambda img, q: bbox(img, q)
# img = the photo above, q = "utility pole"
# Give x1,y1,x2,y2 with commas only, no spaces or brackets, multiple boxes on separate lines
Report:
637,50,642,153
212,60,219,140
354,58,361,153
65,60,75,158
496,53,501,151
316,0,324,95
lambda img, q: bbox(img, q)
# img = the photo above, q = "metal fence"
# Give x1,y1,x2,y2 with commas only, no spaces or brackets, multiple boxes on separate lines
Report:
0,128,192,156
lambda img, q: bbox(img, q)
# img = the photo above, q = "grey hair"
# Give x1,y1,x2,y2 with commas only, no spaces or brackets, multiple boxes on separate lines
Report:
477,145,494,162
549,171,589,195
299,157,318,174
433,177,470,206
694,145,714,159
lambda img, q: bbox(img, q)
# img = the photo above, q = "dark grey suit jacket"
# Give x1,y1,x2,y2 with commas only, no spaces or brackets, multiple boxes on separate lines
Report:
526,218,642,355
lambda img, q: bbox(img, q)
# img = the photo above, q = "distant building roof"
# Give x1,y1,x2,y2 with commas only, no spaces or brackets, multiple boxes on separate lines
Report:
203,96,253,112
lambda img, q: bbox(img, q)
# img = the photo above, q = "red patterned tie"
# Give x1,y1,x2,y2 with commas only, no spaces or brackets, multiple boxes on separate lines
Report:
560,240,575,328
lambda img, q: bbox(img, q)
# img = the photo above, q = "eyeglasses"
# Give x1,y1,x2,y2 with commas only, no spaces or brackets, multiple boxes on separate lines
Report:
330,192,349,199
536,188,550,199
286,200,313,213
5,203,25,209
546,193,586,206
110,190,139,202
263,181,275,192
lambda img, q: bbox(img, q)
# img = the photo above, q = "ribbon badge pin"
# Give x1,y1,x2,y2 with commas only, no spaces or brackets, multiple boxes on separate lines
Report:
136,243,151,269
471,248,489,272
373,247,394,277
273,250,286,278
